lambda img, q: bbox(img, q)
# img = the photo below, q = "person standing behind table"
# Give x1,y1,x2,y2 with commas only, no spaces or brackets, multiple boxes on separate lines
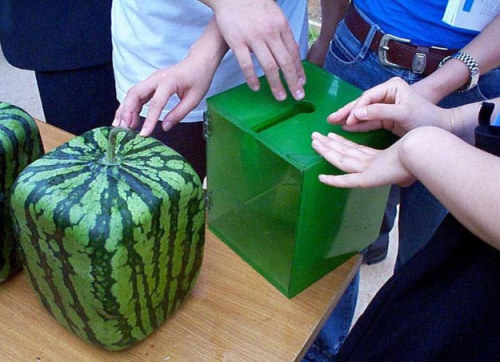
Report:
111,0,309,178
308,0,500,268
311,78,500,360
304,2,500,359
0,0,119,135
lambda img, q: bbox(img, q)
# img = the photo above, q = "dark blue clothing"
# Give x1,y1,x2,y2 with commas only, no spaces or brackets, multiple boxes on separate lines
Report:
147,119,207,178
336,214,500,361
355,0,478,48
0,1,118,135
0,0,113,71
35,63,118,135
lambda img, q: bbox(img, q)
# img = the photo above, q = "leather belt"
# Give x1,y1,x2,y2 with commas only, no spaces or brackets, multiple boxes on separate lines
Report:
344,4,456,76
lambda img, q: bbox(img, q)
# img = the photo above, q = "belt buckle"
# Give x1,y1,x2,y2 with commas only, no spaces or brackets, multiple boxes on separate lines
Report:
378,33,411,68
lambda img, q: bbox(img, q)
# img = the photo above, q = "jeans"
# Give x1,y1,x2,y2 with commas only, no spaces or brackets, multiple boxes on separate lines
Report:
307,4,500,359
302,272,359,361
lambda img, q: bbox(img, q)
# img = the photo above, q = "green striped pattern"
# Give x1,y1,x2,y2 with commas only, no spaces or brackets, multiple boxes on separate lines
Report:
0,102,44,282
10,127,205,350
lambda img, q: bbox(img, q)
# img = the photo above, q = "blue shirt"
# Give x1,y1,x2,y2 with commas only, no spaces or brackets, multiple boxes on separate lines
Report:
355,0,479,49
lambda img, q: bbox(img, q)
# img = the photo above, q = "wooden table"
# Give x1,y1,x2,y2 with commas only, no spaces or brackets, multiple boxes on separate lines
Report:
0,121,360,361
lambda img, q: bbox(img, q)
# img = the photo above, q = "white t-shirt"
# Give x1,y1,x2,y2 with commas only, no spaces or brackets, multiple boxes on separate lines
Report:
111,0,308,123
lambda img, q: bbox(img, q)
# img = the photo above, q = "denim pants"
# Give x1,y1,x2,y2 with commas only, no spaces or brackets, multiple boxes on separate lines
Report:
306,5,500,359
303,272,360,361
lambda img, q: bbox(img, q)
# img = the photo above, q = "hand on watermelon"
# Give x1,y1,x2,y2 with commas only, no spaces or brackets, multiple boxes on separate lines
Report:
113,18,225,137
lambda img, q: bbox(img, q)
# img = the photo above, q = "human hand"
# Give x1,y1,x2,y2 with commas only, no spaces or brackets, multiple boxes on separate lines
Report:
112,56,214,137
410,78,446,104
311,131,416,188
410,55,479,104
209,0,306,101
327,77,450,137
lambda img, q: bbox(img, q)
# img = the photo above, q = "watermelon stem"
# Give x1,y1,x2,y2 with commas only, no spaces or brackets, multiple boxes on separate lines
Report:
106,127,129,165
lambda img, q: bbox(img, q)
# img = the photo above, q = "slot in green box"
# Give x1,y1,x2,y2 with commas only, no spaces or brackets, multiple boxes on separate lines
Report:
206,62,394,297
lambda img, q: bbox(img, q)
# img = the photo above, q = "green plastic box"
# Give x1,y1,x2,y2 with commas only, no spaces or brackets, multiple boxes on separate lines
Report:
206,61,394,298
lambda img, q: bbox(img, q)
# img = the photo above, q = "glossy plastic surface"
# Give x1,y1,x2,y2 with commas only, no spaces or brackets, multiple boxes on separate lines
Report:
207,61,393,297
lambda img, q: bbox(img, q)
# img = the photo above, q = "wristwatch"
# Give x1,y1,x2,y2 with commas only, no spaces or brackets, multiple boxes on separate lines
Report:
439,51,480,92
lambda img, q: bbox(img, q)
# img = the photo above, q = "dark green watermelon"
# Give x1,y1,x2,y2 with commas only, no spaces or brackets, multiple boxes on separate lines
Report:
0,102,44,282
10,127,205,350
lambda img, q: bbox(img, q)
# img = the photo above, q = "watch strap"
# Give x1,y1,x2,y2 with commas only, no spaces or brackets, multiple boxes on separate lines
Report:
439,51,480,92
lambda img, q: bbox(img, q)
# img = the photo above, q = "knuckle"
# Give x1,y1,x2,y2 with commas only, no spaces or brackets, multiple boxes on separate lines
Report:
263,61,279,73
280,59,295,74
264,27,279,40
158,71,171,82
361,89,371,97
230,33,246,45
125,87,140,101
390,76,404,85
240,62,254,74
273,15,288,29
148,98,163,110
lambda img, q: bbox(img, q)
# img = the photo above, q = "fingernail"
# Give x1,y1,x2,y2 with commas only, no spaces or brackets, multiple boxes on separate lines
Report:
163,120,173,132
294,89,305,100
112,118,119,127
299,77,306,86
277,91,286,101
354,107,368,119
250,84,260,92
319,175,327,182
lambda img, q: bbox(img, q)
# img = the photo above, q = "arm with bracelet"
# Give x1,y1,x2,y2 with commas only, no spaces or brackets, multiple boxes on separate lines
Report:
412,14,500,103
316,78,500,248
315,84,500,360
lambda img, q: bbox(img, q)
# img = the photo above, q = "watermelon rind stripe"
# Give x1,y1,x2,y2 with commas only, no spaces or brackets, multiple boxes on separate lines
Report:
10,127,205,350
0,102,43,281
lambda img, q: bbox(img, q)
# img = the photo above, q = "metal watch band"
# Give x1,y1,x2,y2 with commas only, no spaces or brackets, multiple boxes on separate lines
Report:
439,51,480,92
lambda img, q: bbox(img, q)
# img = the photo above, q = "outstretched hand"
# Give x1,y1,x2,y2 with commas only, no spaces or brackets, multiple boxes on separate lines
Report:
208,0,306,101
311,131,416,188
113,17,226,137
327,78,450,137
112,57,214,137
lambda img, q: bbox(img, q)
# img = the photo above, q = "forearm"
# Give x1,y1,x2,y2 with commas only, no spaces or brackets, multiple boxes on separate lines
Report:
415,15,500,102
443,97,500,143
401,127,500,250
317,0,349,45
461,15,500,74
187,17,228,72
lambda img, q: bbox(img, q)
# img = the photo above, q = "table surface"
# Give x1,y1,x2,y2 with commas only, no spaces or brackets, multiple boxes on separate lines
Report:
0,121,360,362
